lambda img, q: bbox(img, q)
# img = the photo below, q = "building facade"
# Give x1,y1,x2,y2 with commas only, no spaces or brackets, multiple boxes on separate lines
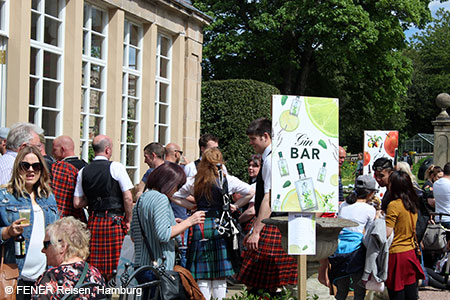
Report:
0,0,210,183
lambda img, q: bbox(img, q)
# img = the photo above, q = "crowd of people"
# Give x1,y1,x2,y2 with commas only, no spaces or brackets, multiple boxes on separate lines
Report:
1,120,450,300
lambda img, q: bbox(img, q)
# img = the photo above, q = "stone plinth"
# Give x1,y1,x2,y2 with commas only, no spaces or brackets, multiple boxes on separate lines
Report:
432,93,450,167
263,216,358,262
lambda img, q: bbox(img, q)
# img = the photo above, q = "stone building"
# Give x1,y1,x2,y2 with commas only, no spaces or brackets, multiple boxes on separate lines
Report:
0,0,210,183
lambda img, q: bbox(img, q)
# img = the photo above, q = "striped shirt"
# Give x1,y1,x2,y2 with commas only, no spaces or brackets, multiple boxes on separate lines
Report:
130,190,176,270
0,150,17,185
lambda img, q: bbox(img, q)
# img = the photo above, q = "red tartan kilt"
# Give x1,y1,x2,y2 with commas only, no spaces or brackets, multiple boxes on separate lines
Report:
87,215,127,276
238,221,298,288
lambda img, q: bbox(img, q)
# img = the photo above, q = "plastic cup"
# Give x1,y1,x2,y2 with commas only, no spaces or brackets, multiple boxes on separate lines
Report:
19,209,31,225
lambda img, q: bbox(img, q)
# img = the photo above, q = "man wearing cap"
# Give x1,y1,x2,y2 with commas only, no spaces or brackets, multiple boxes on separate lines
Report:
0,127,9,155
372,157,394,211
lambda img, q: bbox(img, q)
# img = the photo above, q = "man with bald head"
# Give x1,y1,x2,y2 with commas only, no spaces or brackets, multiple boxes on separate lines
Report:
165,142,183,164
51,136,88,222
74,135,134,280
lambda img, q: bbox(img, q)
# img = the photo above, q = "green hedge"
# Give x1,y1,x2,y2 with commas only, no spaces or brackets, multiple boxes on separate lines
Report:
201,79,279,180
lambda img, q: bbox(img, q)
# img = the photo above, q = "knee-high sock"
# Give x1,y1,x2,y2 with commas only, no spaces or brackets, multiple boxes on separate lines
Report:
197,279,212,300
212,279,227,300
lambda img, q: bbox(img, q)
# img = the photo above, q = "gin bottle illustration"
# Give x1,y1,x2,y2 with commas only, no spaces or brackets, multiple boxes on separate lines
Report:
278,152,289,176
317,162,327,182
273,194,281,211
368,164,372,175
290,96,301,116
295,163,317,211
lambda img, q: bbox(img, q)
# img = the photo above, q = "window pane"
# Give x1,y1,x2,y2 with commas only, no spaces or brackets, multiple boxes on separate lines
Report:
80,114,86,138
83,4,89,28
159,83,169,103
31,12,39,41
29,107,37,123
91,8,104,33
29,78,38,105
89,116,101,138
130,25,139,46
91,33,103,59
82,62,88,86
43,80,58,108
126,145,136,166
159,104,168,125
160,37,170,57
43,51,59,79
42,109,57,136
81,88,86,112
44,17,60,46
160,58,169,78
129,47,137,69
32,0,39,10
89,90,102,114
127,98,138,120
158,126,168,145
82,30,88,55
30,47,38,75
90,64,102,89
45,1,60,18
128,75,137,97
123,44,127,67
126,169,135,182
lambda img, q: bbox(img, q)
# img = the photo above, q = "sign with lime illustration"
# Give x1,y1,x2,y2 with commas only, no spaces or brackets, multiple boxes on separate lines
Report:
288,213,316,255
272,95,339,212
363,130,398,200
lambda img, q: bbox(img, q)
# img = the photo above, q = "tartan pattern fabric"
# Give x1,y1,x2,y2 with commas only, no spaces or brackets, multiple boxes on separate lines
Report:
238,222,298,288
187,217,234,280
51,161,87,222
87,214,126,277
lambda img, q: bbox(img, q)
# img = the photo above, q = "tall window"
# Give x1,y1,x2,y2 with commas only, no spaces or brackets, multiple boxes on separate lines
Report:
81,4,107,161
29,0,64,153
121,20,142,183
154,33,172,145
0,0,8,127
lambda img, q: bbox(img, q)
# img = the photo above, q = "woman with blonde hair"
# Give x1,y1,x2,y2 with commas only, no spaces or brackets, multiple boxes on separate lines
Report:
33,217,106,299
173,148,254,300
0,145,59,300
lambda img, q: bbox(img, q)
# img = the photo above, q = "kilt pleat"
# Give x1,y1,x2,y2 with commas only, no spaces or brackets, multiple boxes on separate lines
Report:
87,215,126,276
238,223,298,288
187,217,234,280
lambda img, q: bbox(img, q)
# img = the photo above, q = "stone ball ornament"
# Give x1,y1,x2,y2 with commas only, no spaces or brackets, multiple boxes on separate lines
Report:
436,93,450,120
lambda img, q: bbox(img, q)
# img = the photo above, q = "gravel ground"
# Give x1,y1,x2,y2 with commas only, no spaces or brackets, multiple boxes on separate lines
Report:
419,286,450,299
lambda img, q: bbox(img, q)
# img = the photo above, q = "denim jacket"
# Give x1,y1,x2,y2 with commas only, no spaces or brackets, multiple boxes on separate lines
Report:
0,188,59,272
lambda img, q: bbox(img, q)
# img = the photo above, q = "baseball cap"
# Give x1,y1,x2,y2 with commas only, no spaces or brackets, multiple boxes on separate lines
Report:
0,127,9,139
355,175,378,191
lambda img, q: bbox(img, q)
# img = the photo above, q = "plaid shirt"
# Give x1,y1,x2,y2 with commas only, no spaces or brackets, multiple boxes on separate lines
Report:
51,161,87,222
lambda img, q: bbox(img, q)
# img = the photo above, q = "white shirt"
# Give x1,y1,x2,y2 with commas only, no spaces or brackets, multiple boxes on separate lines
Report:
21,204,46,281
74,156,134,197
184,158,228,178
338,201,376,233
0,150,17,185
432,177,450,223
174,174,252,199
262,144,272,193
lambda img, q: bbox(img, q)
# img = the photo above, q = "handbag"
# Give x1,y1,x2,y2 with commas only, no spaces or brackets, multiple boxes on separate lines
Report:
136,198,187,300
0,245,19,300
422,223,447,251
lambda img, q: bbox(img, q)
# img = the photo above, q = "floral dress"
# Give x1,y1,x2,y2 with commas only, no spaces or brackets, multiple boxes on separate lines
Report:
32,261,106,300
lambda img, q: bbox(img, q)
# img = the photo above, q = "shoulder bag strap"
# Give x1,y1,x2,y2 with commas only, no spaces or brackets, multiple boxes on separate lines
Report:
136,198,156,262
409,212,420,251
61,262,89,300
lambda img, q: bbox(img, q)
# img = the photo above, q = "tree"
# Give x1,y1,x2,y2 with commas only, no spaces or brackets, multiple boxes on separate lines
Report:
404,8,450,138
193,0,433,152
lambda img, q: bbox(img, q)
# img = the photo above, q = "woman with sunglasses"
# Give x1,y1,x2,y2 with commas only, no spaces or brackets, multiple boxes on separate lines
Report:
33,217,105,300
0,145,59,300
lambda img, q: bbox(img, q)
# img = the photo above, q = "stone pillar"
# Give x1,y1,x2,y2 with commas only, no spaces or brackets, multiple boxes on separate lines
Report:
432,93,450,167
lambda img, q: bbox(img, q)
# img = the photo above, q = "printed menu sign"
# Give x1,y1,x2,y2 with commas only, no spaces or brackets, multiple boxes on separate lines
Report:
272,95,339,212
288,213,316,255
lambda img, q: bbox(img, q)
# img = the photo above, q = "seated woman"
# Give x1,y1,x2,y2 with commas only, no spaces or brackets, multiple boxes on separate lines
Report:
33,216,106,300
328,175,377,300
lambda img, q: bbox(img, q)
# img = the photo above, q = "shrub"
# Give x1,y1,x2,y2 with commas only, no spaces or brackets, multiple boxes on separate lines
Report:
201,79,279,180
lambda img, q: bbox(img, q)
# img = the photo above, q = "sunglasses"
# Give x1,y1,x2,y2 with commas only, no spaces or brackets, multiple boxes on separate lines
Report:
19,162,43,172
174,150,184,156
43,240,52,249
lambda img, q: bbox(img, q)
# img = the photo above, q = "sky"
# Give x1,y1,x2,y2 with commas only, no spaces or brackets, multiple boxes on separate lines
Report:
404,0,450,40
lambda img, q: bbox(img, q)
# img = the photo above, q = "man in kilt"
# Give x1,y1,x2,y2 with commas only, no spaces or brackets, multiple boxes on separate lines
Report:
237,118,297,295
74,135,133,280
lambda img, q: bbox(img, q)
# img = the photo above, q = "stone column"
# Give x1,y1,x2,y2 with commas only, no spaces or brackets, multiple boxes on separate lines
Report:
432,93,450,167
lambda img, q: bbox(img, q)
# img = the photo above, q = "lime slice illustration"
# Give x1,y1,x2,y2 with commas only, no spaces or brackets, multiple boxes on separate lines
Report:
282,188,321,211
289,244,302,253
279,110,299,132
305,97,338,138
330,174,339,186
